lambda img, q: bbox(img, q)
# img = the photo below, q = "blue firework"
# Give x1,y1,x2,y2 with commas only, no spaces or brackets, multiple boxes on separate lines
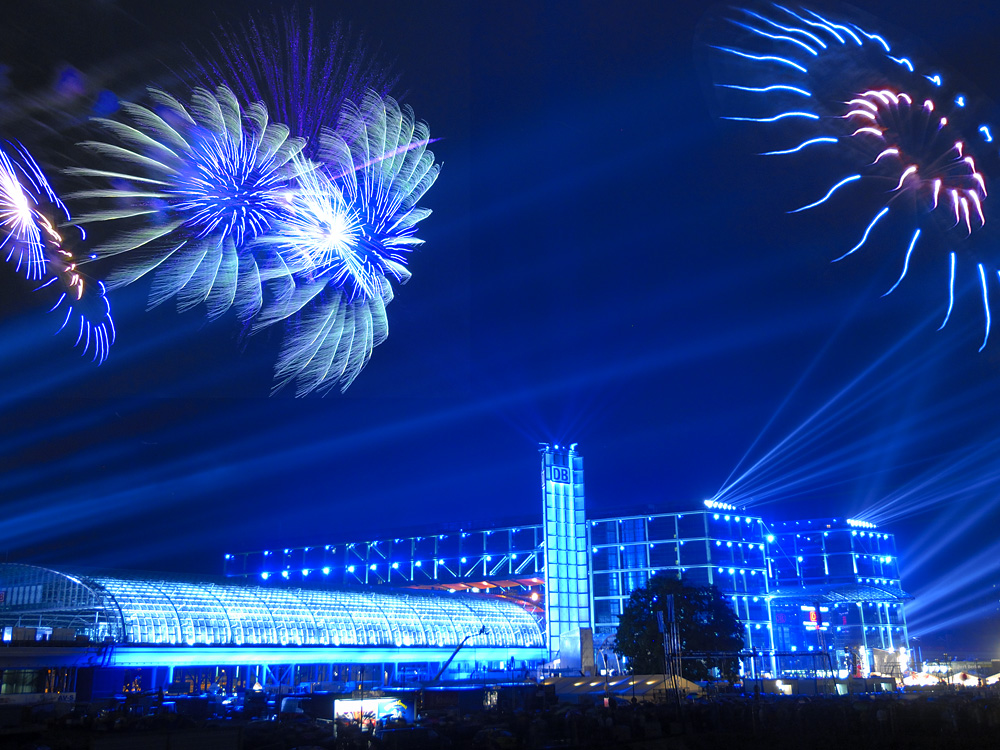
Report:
702,3,1000,349
192,8,397,151
0,142,114,363
256,164,377,299
67,86,310,320
34,248,116,365
254,91,440,395
1,141,59,281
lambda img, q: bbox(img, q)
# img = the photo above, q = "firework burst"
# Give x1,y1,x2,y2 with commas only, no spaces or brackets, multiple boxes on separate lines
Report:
68,85,310,320
255,91,440,395
702,2,1000,349
0,142,62,281
1,142,114,362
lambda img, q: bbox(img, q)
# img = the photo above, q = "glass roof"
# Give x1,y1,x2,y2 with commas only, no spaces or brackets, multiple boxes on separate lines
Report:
0,564,543,648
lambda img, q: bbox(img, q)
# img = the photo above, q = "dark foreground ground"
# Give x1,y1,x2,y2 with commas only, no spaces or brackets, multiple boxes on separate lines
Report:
4,688,996,749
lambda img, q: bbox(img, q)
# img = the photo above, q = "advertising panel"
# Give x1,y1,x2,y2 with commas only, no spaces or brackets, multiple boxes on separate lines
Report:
333,697,414,725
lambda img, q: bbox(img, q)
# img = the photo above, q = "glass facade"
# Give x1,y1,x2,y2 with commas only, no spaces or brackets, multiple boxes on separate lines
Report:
589,510,773,654
540,444,591,659
0,564,544,650
767,519,909,672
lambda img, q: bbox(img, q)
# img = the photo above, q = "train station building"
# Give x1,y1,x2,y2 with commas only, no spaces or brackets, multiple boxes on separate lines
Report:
0,443,911,700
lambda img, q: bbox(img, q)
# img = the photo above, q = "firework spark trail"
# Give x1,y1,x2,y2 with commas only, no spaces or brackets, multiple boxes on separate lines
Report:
702,2,1000,348
260,159,381,298
34,263,116,365
192,7,398,150
326,136,439,182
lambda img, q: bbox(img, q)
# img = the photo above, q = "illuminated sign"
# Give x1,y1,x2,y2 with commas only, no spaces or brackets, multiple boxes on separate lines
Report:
334,697,413,724
548,466,572,483
801,605,829,630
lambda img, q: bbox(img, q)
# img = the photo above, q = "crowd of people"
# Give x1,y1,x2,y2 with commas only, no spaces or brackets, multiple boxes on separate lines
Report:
270,685,1000,749
465,688,1000,748
11,684,1000,749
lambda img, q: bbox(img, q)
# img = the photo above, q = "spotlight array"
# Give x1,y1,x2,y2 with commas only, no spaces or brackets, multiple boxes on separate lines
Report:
847,518,877,529
705,499,737,511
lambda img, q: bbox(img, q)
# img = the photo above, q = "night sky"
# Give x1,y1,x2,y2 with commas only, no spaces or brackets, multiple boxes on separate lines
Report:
2,1,1000,658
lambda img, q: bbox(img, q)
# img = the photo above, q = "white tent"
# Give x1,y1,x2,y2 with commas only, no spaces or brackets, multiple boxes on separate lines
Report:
902,672,942,687
541,675,702,703
949,672,980,687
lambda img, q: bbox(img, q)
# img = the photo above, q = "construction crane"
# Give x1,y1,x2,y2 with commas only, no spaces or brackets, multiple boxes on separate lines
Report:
431,626,486,683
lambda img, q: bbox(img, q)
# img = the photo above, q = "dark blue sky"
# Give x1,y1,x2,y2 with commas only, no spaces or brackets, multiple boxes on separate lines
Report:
2,1,999,656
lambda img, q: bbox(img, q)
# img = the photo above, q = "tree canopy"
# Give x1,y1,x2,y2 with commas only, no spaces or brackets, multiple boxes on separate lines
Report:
614,574,745,681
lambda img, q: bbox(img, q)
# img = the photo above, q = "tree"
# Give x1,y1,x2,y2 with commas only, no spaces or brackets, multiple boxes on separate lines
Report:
614,574,745,681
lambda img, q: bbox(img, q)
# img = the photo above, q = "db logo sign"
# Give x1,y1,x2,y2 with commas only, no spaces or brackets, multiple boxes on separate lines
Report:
549,466,571,483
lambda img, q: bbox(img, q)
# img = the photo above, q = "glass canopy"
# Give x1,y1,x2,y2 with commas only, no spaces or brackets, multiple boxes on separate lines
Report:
0,564,543,648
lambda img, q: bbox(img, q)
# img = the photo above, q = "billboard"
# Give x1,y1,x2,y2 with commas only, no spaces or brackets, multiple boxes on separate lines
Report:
333,697,414,725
